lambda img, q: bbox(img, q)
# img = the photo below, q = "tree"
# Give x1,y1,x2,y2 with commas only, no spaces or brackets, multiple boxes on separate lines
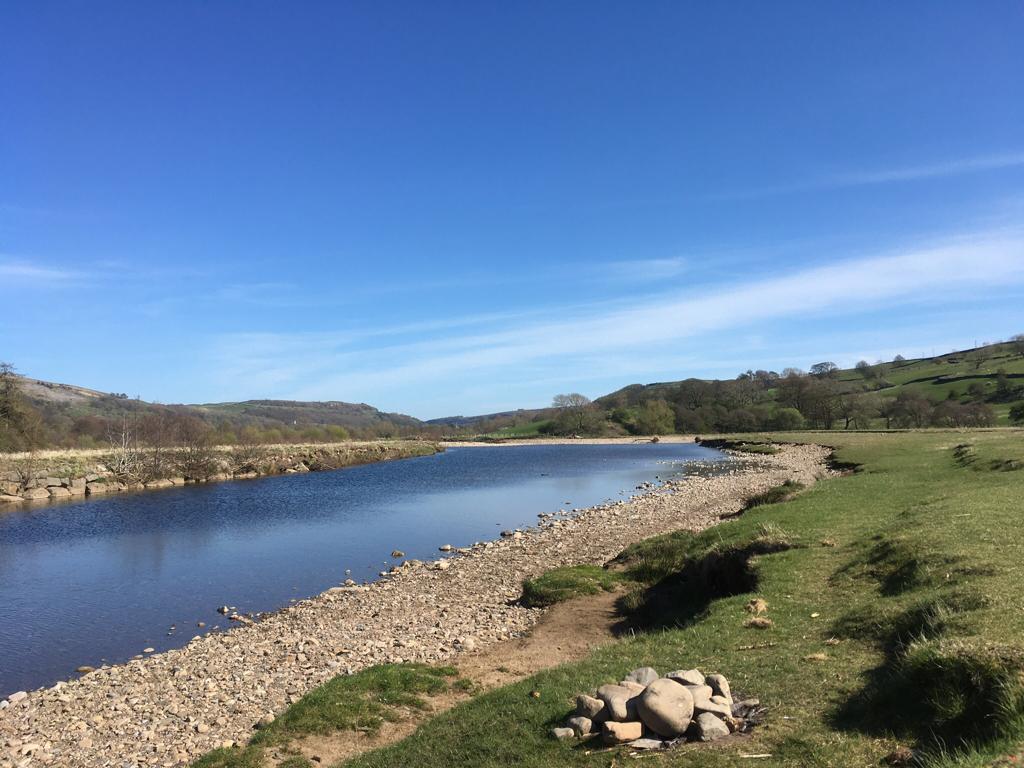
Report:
769,407,804,430
890,392,933,428
855,360,878,380
1012,334,1024,358
635,399,675,435
810,361,839,379
1010,403,1024,424
551,393,602,436
838,392,877,429
893,354,906,363
0,363,43,452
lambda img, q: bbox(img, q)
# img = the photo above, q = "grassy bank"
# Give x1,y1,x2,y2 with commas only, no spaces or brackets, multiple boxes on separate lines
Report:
193,430,1024,767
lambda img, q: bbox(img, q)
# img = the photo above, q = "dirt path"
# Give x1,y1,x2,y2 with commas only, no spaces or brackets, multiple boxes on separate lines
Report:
275,590,623,766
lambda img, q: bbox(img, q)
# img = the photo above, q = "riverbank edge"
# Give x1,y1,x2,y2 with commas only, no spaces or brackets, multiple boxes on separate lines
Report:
0,443,831,768
0,440,441,506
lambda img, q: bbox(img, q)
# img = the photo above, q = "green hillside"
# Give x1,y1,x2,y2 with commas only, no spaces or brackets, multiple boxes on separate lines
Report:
592,339,1024,435
4,372,427,450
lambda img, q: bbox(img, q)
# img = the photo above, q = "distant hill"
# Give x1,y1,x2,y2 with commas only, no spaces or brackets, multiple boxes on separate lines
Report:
425,408,550,427
441,339,1024,437
12,375,426,448
195,399,422,431
593,340,1024,431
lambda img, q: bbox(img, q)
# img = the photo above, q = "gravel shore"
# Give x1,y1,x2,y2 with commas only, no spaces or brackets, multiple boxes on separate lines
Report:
0,443,830,768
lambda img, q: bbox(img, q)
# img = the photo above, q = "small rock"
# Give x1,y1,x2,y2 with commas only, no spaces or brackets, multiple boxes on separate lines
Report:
636,678,694,738
602,720,643,744
439,544,453,552
618,680,647,695
575,694,606,721
391,550,405,558
566,715,593,736
693,711,730,741
597,684,641,722
551,727,575,740
7,691,28,704
143,647,155,653
256,714,275,729
666,668,705,687
705,673,732,704
731,697,760,717
628,737,666,750
623,667,659,686
75,666,95,674
884,746,915,766
695,694,732,718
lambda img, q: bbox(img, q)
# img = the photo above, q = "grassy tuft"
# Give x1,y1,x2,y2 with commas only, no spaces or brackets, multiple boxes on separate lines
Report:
520,565,623,608
744,479,805,509
191,664,461,768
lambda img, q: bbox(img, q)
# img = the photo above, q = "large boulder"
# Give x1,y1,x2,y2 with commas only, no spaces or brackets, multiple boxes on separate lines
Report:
623,667,659,686
21,487,49,500
693,712,730,741
596,684,641,722
636,678,694,738
601,720,642,744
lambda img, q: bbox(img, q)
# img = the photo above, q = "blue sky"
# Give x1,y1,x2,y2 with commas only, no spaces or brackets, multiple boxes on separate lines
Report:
2,2,1023,418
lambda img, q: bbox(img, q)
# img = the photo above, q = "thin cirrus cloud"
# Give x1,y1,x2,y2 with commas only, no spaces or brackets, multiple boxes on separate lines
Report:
715,151,1024,200
209,226,1024,409
0,258,78,282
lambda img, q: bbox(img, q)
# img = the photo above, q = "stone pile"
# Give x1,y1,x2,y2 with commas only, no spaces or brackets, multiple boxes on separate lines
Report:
554,666,762,749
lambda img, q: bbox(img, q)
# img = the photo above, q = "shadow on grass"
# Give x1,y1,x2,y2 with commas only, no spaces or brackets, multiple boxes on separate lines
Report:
828,545,1024,755
611,527,797,633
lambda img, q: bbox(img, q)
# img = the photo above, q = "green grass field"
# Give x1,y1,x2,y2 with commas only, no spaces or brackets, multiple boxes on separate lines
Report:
194,429,1024,767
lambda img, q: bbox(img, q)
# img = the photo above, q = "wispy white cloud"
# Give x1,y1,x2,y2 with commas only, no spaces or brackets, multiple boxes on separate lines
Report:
0,257,78,282
205,225,1024,412
833,152,1024,186
597,256,687,281
716,151,1024,200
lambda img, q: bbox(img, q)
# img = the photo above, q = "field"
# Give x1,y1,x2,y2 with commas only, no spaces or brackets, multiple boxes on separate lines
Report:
194,429,1024,767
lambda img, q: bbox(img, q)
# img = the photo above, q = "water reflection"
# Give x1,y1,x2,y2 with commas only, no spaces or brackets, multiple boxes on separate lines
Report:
0,443,725,694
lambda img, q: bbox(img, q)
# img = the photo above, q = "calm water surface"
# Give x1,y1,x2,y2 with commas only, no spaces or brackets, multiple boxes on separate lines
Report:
0,443,726,694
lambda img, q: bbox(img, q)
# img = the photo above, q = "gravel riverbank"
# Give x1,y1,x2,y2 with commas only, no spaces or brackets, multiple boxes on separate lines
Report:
0,443,830,768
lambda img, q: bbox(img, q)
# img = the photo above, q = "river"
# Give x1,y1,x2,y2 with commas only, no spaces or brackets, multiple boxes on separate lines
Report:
0,442,726,695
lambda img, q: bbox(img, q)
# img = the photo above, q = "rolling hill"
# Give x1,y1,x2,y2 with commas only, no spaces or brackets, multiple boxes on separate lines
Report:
11,374,426,448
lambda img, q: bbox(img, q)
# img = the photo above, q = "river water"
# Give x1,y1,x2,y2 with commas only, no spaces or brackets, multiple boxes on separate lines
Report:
0,442,726,695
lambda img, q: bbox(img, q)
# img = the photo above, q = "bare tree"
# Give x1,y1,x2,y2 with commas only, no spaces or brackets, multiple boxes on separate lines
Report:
552,393,600,435
105,415,143,481
810,361,839,379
